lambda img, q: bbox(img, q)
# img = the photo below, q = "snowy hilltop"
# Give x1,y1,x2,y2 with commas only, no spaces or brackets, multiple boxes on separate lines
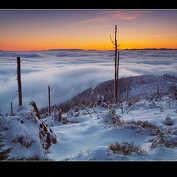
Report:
1,74,177,161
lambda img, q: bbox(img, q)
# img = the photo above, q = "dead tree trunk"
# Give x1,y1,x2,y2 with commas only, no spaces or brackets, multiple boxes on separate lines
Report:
126,84,129,102
58,108,62,122
48,85,51,115
117,51,120,101
17,57,22,106
10,102,13,116
114,25,118,104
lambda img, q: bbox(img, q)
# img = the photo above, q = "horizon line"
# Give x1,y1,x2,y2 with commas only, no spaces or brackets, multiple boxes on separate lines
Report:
1,47,177,52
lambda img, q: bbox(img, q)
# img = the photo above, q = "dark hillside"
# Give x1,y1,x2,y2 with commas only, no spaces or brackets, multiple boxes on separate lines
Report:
40,75,177,115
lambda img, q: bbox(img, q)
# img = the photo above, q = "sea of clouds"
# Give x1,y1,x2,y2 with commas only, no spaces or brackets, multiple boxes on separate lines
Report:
0,49,177,114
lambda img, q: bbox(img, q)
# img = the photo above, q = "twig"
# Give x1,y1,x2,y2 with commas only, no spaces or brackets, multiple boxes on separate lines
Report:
110,34,115,45
126,105,135,114
79,104,92,117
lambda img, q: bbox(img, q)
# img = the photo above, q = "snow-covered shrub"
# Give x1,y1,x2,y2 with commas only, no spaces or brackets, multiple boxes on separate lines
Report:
109,141,145,157
29,100,40,119
0,133,12,160
0,146,12,160
39,122,57,151
0,106,57,160
102,110,120,124
163,116,174,126
112,119,161,136
150,134,177,149
172,129,177,135
11,135,35,148
169,85,177,100
138,120,161,135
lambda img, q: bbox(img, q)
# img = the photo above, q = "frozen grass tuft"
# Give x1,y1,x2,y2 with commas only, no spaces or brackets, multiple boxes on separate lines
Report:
109,141,146,157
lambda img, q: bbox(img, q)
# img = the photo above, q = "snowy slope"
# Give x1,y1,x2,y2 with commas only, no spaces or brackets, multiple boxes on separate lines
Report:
0,106,57,160
48,96,177,161
45,75,177,160
54,74,177,114
1,75,177,161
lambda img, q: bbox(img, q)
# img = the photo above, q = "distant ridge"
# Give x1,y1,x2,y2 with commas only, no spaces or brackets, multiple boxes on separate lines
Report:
44,49,84,51
44,48,177,51
124,48,177,50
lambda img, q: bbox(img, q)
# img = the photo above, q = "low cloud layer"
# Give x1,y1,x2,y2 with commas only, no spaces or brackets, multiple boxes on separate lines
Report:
0,49,177,114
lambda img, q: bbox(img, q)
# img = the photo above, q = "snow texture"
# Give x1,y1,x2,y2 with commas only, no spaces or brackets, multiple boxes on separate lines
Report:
0,106,57,160
1,74,177,161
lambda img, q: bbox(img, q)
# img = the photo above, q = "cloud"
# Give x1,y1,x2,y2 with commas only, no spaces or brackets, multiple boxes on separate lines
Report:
0,51,113,114
70,10,152,28
153,33,177,38
100,10,152,20
0,49,177,114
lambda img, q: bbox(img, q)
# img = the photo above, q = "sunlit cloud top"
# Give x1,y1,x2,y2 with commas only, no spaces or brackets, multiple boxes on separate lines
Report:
0,9,177,51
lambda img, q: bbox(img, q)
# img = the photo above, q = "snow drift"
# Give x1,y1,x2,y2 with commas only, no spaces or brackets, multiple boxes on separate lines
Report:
0,106,57,160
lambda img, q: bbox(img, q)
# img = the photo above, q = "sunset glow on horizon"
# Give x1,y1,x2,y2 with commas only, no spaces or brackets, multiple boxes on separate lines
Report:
0,9,177,51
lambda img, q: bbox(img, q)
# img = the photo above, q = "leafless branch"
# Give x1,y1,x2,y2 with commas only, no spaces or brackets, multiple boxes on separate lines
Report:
110,34,115,45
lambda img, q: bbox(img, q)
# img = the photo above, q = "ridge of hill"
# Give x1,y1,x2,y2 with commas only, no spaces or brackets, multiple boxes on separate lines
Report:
46,74,177,114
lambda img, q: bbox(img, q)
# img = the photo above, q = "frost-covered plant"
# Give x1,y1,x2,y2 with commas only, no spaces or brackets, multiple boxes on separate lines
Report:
39,122,57,151
163,116,174,126
29,100,40,120
102,108,121,125
169,85,177,100
109,141,145,157
0,134,12,160
149,133,177,149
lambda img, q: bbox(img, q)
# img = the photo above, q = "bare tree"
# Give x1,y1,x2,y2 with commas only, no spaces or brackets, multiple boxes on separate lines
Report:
110,25,120,103
17,57,22,106
48,85,51,115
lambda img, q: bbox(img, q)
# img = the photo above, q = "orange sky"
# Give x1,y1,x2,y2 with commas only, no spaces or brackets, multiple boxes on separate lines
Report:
0,9,177,51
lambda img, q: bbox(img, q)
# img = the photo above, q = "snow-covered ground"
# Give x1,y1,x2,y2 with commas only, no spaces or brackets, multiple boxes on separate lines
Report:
47,95,177,161
1,75,177,161
0,106,57,160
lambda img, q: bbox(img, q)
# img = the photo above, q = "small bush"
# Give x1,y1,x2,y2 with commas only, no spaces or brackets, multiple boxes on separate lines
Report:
17,156,50,161
169,85,177,100
150,133,177,149
0,144,12,160
109,141,145,157
12,135,35,148
163,116,174,126
112,119,161,136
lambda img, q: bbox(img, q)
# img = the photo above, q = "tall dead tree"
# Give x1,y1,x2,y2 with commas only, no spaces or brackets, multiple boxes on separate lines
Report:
48,85,51,115
110,25,120,103
117,51,120,101
17,57,22,106
114,25,118,103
